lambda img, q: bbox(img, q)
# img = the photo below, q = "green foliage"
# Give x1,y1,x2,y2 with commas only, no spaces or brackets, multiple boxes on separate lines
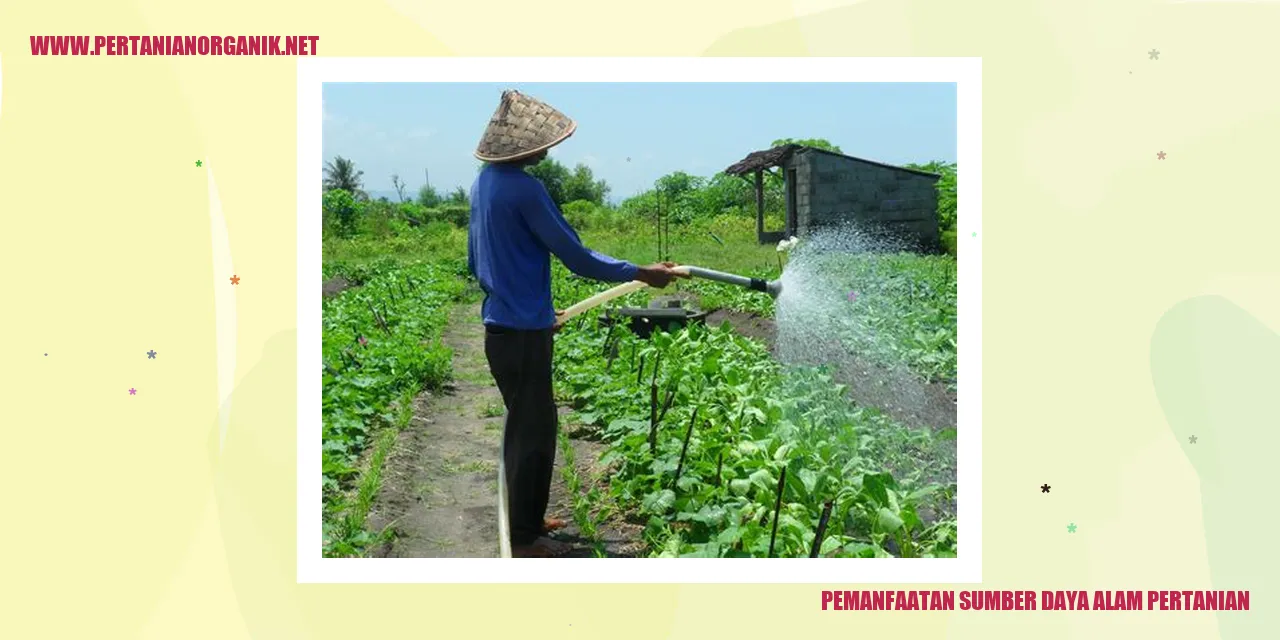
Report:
566,163,610,204
561,199,602,229
771,137,842,154
323,189,360,238
815,252,958,384
526,157,610,206
430,204,469,227
906,161,958,250
418,184,443,207
321,260,467,556
551,300,956,558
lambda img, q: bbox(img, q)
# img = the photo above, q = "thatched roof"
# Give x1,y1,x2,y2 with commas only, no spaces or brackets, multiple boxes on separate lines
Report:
723,144,802,176
724,144,942,179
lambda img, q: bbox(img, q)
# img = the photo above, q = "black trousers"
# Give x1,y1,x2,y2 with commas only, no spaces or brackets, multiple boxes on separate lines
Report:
484,325,558,547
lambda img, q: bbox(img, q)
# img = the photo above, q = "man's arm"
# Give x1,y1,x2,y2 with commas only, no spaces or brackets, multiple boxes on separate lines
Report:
519,178,639,283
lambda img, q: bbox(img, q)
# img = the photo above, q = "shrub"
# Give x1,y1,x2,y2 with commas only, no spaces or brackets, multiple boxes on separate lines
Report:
561,199,599,228
323,189,360,238
431,204,469,227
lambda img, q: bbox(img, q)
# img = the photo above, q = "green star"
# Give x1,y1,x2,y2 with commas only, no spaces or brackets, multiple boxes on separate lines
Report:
972,232,977,237
195,160,203,167
1067,523,1077,533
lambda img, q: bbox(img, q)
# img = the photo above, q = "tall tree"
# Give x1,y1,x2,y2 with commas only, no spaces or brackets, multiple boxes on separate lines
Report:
563,163,610,205
323,156,367,198
525,157,572,205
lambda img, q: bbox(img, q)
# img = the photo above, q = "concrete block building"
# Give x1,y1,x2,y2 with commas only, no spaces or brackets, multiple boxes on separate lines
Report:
724,144,942,251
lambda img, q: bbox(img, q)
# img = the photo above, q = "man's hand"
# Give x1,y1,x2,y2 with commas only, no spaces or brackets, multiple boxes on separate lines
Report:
553,310,567,334
635,262,689,289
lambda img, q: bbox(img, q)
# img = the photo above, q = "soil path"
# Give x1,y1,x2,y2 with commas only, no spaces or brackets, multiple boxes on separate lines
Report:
368,302,643,558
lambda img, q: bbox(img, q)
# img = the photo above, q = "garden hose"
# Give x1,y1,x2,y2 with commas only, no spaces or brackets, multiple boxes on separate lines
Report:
555,265,782,325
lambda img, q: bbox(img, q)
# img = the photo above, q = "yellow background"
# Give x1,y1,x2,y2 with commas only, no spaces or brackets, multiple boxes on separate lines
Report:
2,0,1276,638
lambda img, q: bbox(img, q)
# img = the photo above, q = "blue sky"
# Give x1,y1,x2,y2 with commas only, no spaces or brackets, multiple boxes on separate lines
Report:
322,82,956,202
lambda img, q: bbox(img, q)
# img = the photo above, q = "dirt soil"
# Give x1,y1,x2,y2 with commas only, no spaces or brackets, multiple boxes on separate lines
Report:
704,308,956,431
367,303,645,558
322,276,354,298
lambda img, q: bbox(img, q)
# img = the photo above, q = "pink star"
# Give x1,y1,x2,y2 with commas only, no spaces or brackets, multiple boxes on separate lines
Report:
847,291,858,302
1157,151,1166,160
129,388,137,395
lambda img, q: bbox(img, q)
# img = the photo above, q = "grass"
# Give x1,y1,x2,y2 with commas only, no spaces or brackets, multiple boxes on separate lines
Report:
478,399,506,418
557,430,610,557
322,387,416,557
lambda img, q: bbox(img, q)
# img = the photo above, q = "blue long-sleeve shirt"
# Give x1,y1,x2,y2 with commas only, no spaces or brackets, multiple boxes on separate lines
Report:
468,163,639,330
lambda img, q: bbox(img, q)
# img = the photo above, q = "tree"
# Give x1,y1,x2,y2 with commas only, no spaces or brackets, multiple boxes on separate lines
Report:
771,137,842,154
323,156,367,199
906,161,957,231
525,157,572,205
418,184,443,208
655,171,704,198
391,174,408,203
563,164,610,205
446,186,469,206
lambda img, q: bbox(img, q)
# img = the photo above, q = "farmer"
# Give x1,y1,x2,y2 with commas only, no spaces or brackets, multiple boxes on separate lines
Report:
468,90,686,558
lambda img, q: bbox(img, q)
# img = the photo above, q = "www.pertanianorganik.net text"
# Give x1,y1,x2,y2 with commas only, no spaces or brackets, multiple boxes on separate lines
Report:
30,35,319,56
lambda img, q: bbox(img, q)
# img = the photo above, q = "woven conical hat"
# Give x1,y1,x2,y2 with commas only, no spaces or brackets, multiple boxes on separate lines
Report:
474,90,577,163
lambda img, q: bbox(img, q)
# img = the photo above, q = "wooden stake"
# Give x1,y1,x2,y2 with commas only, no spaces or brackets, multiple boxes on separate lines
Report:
672,408,699,490
810,500,834,558
648,382,659,455
656,386,676,425
768,467,787,558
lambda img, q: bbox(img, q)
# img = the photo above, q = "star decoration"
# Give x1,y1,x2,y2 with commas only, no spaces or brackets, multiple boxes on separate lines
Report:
972,232,977,237
1157,151,1166,160
230,275,240,285
1067,523,1077,533
129,388,137,395
847,291,858,302
147,350,157,359
195,160,203,167
1188,435,1197,444
1041,484,1051,493
1148,49,1159,60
